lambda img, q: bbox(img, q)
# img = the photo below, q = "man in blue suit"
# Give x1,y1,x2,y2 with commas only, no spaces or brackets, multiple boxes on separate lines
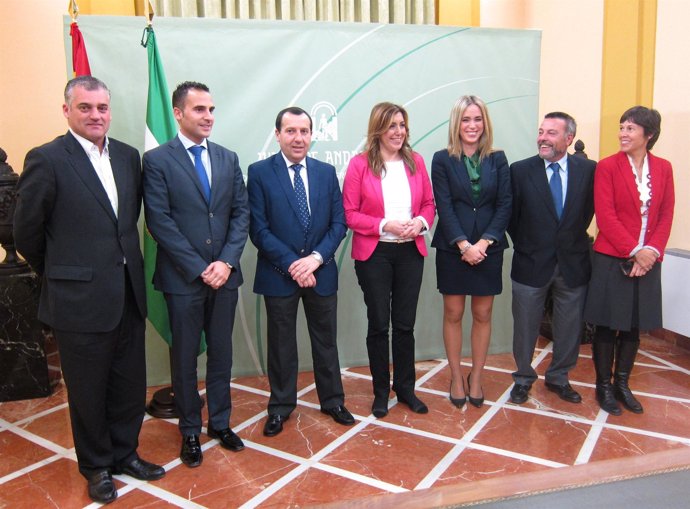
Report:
248,107,354,437
143,82,249,466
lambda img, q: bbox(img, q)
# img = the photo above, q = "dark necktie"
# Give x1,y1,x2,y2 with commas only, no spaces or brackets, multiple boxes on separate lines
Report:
549,162,563,219
291,164,310,231
188,145,211,203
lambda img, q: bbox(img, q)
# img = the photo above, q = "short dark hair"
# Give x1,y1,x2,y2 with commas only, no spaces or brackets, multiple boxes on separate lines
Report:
172,81,210,110
64,76,110,104
620,106,662,150
275,107,313,131
544,111,577,137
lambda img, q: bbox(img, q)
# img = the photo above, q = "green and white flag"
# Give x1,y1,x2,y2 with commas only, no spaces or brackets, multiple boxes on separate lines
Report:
142,25,175,346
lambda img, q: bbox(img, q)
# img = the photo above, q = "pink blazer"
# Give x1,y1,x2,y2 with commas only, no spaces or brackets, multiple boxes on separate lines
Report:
342,152,436,261
593,151,675,261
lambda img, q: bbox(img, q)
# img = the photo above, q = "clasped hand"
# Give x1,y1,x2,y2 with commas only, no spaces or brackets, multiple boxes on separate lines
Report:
629,247,658,277
201,261,231,289
289,256,320,288
383,218,423,239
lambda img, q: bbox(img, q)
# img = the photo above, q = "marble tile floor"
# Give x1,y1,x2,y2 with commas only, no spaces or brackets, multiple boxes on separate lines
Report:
1,334,689,508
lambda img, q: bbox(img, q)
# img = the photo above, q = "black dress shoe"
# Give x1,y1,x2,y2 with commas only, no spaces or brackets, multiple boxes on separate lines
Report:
545,382,582,403
467,373,484,408
510,383,531,404
372,396,389,418
113,457,165,481
263,413,289,437
180,435,203,467
321,405,355,425
87,470,117,504
448,380,466,408
208,426,245,452
397,393,429,414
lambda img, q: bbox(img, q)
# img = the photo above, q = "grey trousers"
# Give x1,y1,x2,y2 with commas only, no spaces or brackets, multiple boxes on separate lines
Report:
511,266,586,386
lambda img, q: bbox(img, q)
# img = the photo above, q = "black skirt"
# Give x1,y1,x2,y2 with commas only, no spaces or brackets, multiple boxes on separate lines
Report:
584,251,663,331
435,248,504,296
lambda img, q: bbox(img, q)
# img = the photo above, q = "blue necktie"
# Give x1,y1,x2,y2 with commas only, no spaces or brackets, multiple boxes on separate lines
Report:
188,145,211,203
549,162,563,219
291,164,310,231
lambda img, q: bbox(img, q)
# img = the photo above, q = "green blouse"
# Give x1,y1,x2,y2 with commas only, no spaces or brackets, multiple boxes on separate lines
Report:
463,152,481,201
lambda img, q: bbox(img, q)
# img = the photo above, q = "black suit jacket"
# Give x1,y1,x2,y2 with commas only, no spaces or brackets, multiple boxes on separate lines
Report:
431,149,512,253
508,154,595,288
14,131,146,332
142,136,249,294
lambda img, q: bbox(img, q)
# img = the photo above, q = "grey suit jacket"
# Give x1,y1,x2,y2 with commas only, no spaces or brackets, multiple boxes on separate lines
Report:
142,135,249,295
14,131,147,332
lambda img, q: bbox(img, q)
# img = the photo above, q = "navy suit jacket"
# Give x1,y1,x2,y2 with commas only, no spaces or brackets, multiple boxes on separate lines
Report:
247,153,346,297
431,149,512,254
14,131,146,332
142,136,249,294
508,154,595,288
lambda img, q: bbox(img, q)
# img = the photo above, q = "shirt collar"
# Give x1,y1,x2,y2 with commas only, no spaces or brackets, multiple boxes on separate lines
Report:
70,128,109,156
543,153,568,171
281,152,306,170
178,131,208,151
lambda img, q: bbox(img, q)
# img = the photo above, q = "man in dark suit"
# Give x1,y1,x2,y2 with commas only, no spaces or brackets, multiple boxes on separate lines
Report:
14,76,164,505
508,112,595,405
248,107,354,437
143,82,249,467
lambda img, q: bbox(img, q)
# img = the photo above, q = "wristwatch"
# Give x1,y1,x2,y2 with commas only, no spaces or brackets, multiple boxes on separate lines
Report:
484,238,496,246
224,262,233,271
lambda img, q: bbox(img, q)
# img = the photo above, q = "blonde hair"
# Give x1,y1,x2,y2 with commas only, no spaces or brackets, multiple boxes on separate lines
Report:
447,95,494,160
364,102,416,178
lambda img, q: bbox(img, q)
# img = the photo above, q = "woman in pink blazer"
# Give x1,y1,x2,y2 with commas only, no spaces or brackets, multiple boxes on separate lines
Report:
342,102,436,418
585,106,675,416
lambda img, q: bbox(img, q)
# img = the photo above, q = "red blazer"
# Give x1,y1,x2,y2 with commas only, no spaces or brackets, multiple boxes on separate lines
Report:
342,152,436,261
593,151,675,261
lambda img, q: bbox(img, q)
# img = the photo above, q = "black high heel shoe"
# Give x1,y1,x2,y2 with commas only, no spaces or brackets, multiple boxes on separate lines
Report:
449,379,466,408
467,372,484,408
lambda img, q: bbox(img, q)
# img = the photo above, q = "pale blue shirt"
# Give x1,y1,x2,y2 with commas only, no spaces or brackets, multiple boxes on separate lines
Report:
544,154,568,208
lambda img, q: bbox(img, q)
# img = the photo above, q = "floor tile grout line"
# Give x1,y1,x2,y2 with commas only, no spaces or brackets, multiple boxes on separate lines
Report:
0,453,64,485
638,349,690,375
130,481,208,509
0,418,74,457
238,419,372,508
467,442,567,468
3,401,70,427
312,461,410,493
574,408,609,465
415,343,555,489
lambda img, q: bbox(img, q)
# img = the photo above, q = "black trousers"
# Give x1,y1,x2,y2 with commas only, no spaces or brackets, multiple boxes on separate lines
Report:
165,287,238,436
264,288,344,416
355,241,424,398
55,271,146,479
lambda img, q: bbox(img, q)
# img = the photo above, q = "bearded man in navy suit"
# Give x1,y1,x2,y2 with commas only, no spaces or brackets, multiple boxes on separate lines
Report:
247,107,354,437
508,112,595,405
143,82,249,467
14,76,164,504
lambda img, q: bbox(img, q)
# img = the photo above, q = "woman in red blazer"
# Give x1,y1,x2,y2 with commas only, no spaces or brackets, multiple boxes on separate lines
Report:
342,102,436,418
585,106,675,416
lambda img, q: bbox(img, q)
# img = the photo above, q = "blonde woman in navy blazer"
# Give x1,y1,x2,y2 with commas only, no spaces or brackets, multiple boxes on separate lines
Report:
431,95,511,409
585,106,674,416
343,102,436,418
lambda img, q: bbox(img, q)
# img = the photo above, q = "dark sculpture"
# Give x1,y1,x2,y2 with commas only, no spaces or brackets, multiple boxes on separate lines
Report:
0,148,29,274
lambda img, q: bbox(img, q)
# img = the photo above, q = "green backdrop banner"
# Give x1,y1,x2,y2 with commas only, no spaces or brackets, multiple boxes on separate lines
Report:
65,16,540,383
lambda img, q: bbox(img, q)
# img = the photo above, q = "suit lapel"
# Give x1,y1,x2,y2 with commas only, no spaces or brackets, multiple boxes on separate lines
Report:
616,151,641,207
452,155,475,203
306,157,320,217
527,156,558,220
478,155,493,204
207,142,225,208
64,132,118,223
562,155,584,219
274,155,303,222
169,137,209,204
